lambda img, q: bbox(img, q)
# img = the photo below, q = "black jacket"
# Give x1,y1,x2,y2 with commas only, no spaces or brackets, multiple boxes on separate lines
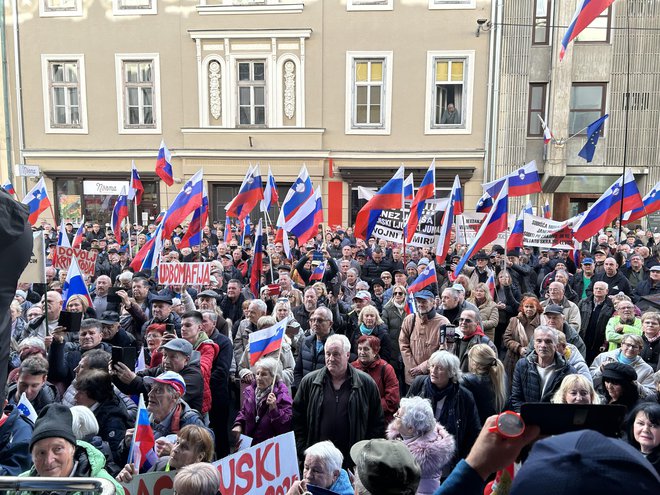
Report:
94,395,132,465
461,373,500,425
587,271,633,298
578,296,615,363
641,334,660,371
7,381,59,415
293,332,333,390
48,341,113,389
348,323,392,364
361,258,395,285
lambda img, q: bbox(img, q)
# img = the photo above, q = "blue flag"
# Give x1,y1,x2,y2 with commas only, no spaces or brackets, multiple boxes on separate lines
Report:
578,114,609,163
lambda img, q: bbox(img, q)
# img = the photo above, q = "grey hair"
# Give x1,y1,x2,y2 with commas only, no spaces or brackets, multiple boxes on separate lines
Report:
70,405,99,439
325,334,351,354
653,370,660,387
252,356,282,382
356,281,369,291
173,463,221,495
201,311,217,323
347,268,359,277
428,351,461,383
249,298,268,314
399,397,436,435
315,306,334,323
257,315,277,330
442,288,459,300
18,337,46,352
534,325,559,345
304,441,343,474
621,333,644,349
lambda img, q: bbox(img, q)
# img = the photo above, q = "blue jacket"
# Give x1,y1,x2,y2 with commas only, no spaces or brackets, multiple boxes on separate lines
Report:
0,406,33,476
330,469,354,495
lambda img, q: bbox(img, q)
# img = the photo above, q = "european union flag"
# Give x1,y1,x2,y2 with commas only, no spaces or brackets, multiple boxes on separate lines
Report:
578,114,609,163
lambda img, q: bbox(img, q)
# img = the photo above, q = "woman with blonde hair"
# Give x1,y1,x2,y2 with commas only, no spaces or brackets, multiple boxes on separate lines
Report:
467,283,499,342
66,294,96,319
351,305,392,362
462,344,506,424
551,374,600,404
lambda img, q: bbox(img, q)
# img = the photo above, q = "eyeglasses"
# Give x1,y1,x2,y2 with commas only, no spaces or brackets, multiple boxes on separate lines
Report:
393,291,405,296
621,343,640,350
458,318,474,323
309,318,329,324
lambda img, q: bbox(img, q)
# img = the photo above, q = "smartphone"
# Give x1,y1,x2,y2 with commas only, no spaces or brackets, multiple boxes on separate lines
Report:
521,403,626,438
107,294,122,304
165,323,175,336
58,310,82,334
445,325,457,344
112,346,137,372
312,251,324,262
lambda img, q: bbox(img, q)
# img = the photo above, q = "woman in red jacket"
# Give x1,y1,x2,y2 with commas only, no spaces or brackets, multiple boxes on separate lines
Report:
350,335,400,424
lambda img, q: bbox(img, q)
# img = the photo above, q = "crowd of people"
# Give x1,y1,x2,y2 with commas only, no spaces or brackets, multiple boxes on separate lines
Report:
3,217,660,494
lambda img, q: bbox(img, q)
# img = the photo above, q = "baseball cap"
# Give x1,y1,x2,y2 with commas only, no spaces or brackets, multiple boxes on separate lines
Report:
417,257,430,267
414,290,435,300
159,338,193,358
581,258,594,265
144,371,186,396
353,290,372,301
350,439,421,495
451,283,466,293
651,265,660,272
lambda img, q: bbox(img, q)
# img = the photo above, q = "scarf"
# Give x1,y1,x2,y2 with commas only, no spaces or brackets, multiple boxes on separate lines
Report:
254,385,269,422
617,353,634,365
424,378,459,428
193,331,210,350
360,323,374,336
462,325,486,340
646,333,660,344
390,298,406,312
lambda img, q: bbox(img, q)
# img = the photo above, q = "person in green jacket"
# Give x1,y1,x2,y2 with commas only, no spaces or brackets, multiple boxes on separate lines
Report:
605,300,642,351
17,403,124,495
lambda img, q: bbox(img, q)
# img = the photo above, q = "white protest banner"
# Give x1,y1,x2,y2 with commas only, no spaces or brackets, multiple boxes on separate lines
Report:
158,262,211,286
523,214,574,249
455,213,516,245
19,232,46,284
52,246,98,277
120,470,175,495
371,203,450,248
213,431,299,495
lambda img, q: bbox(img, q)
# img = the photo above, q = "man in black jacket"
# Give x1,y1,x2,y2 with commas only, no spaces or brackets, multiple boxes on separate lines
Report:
293,307,335,390
578,281,615,364
361,247,394,285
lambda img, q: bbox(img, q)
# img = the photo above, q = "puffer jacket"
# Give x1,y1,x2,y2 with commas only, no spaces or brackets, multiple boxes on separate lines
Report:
18,440,124,495
510,351,576,412
386,422,456,495
293,332,333,389
191,332,219,414
350,357,400,423
7,381,59,415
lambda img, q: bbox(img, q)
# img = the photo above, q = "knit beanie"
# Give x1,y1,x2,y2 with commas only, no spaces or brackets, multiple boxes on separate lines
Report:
29,403,77,450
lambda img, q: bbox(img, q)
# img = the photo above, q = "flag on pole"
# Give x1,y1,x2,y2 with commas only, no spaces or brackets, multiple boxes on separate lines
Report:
538,115,554,144
161,170,204,238
22,177,51,225
404,173,415,201
476,191,493,213
482,161,542,198
454,180,510,277
435,175,462,264
179,188,209,249
57,218,71,249
72,217,85,248
135,347,147,373
623,180,660,225
62,256,92,309
111,187,129,242
543,200,552,219
224,215,232,243
129,161,144,205
560,0,616,61
572,170,644,242
226,165,264,220
354,166,404,241
128,394,158,472
260,165,279,213
486,273,496,299
248,319,286,366
154,210,166,225
578,114,609,163
16,392,38,423
310,260,327,282
2,181,16,196
507,202,533,252
250,219,263,298
405,293,417,315
406,161,436,243
408,262,437,294
156,140,174,186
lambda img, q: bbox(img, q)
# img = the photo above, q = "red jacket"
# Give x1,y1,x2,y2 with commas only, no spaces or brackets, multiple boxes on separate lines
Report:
351,357,400,423
193,335,219,414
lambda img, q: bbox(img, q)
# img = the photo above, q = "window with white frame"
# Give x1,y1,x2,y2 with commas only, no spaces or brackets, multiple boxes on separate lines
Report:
346,52,393,134
41,56,87,133
40,0,82,16
425,51,474,134
347,0,393,11
115,55,161,134
237,60,267,126
112,0,157,15
428,0,476,10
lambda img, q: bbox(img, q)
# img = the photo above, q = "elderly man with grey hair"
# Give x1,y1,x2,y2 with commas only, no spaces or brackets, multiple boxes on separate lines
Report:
294,306,336,389
286,440,354,495
293,334,384,467
510,326,576,412
233,298,267,366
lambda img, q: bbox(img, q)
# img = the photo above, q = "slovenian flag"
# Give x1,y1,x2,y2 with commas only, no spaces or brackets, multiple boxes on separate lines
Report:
226,165,264,221
128,394,158,472
248,319,286,366
129,160,144,205
482,161,542,198
405,293,416,315
2,181,16,196
408,262,437,294
62,256,92,309
260,165,279,213
156,140,174,186
22,177,51,225
310,260,327,282
72,217,85,248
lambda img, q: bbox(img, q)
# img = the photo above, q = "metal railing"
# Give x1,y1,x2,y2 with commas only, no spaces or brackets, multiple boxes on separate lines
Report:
0,477,115,494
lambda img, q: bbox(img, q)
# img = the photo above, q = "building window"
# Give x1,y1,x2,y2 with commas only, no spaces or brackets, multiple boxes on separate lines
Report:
428,0,476,9
40,0,82,17
237,60,266,126
345,52,393,135
112,0,157,15
115,54,161,134
569,83,606,135
533,0,551,45
425,51,475,134
576,6,611,43
41,55,88,134
527,83,547,137
347,0,393,11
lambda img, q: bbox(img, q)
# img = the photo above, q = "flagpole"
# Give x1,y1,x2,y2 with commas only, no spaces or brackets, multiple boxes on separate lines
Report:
270,343,283,396
262,210,275,283
401,164,407,264
618,4,632,242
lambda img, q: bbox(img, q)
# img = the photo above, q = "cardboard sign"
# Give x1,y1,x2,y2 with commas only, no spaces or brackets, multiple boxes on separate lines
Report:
19,232,46,284
454,213,516,245
120,470,175,495
52,246,98,277
158,262,211,286
213,431,300,495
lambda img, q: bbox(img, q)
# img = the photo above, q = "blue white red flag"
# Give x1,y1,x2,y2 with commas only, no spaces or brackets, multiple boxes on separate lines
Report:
313,187,324,227
57,218,71,249
405,293,416,316
507,202,533,252
17,392,37,423
543,200,551,219
408,262,437,294
248,318,286,366
407,161,436,243
354,166,404,241
538,115,554,145
162,170,204,239
129,160,144,205
241,217,251,246
310,260,327,282
260,165,279,213
135,347,147,373
435,176,462,264
226,165,264,220
454,180,510,277
224,215,232,243
573,170,644,242
22,177,51,226
623,180,660,225
560,0,615,61
130,222,163,272
156,140,174,186
128,394,157,472
486,273,496,299
569,238,582,267
62,256,92,309
476,191,493,213
179,188,209,249
404,173,415,201
482,161,542,198
2,181,16,196
277,165,320,256
72,217,85,249
111,187,129,242
154,210,166,225
250,219,263,298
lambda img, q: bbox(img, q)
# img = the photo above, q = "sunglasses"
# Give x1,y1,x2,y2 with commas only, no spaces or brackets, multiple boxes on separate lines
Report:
458,318,474,323
393,291,405,296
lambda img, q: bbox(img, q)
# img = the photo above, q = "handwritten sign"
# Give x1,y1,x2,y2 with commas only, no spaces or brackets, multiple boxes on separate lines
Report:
19,232,46,284
52,246,98,277
120,470,175,495
158,263,211,286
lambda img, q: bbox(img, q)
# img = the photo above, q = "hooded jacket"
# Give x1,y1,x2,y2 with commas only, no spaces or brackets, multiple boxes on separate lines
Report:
0,406,33,476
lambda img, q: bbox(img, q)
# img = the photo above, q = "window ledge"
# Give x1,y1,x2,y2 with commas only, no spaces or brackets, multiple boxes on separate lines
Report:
196,3,304,15
428,1,476,9
425,127,471,135
181,127,324,134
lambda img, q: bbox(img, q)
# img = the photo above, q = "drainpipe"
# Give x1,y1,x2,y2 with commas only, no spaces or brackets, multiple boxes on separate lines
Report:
11,0,26,194
484,0,503,183
0,4,13,183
